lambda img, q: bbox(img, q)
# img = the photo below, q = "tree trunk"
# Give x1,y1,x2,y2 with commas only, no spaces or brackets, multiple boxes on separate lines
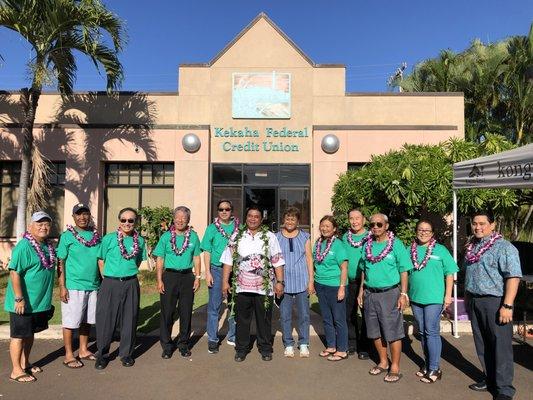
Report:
516,204,533,241
15,88,41,241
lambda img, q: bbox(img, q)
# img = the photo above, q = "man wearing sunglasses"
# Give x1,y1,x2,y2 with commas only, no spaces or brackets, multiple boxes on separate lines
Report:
201,200,239,354
357,213,412,383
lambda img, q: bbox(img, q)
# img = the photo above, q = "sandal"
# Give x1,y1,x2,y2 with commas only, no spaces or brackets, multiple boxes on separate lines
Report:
420,369,442,383
24,364,42,374
319,349,336,357
79,354,97,361
63,359,84,369
384,372,403,383
415,367,427,377
327,352,348,361
369,365,389,375
10,373,36,383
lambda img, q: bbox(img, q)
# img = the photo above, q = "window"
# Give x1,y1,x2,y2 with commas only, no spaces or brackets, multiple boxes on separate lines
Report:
104,163,174,233
347,162,366,171
0,161,65,238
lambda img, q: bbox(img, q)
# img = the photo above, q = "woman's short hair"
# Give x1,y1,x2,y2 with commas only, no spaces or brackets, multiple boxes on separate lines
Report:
216,199,233,210
319,215,338,231
173,206,191,223
415,219,434,232
282,206,301,220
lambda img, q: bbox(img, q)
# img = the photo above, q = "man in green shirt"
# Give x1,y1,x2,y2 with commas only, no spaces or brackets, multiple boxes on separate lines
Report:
57,203,101,368
154,206,201,359
5,211,56,383
358,213,412,383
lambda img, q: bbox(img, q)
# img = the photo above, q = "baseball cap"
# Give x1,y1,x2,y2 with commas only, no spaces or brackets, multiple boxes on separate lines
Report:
31,211,52,222
72,203,90,214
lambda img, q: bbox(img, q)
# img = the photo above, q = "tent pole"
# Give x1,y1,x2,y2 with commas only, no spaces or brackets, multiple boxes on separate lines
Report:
452,190,459,338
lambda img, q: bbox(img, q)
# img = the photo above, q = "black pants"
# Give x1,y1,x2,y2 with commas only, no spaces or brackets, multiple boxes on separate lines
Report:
346,280,370,353
160,270,195,352
469,294,515,398
96,277,140,359
235,292,273,356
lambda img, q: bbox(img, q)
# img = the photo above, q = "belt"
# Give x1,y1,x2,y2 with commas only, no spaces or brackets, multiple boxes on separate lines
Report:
104,275,137,281
467,292,500,298
164,268,193,274
365,284,398,293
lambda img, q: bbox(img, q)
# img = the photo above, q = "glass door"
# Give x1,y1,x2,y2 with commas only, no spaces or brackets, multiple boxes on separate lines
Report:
244,187,277,231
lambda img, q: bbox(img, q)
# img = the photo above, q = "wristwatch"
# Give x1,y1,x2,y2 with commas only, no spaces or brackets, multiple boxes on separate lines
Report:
15,296,24,303
502,303,513,310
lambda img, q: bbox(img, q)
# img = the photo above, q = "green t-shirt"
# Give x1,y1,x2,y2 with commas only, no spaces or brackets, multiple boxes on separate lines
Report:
56,229,101,291
4,238,55,313
200,221,237,267
98,232,147,277
342,230,368,281
409,243,458,305
358,238,413,289
313,238,349,287
153,230,201,270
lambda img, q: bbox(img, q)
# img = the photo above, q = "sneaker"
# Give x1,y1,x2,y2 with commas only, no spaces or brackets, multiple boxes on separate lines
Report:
284,346,295,358
226,339,235,347
208,342,219,354
299,344,310,358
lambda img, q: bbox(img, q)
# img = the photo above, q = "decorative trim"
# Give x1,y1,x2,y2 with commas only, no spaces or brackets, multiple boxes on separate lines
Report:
345,92,464,97
313,125,458,131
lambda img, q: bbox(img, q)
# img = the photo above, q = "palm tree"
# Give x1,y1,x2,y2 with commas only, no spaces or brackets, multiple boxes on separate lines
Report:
0,0,124,239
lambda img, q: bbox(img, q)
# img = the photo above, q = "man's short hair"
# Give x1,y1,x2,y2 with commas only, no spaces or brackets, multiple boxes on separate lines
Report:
471,210,495,224
118,207,138,220
370,213,388,223
245,205,262,217
174,206,191,223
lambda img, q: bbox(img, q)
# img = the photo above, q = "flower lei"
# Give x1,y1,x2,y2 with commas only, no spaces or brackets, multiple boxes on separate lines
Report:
346,230,369,248
116,228,140,260
170,225,191,256
66,225,100,247
214,217,240,240
365,231,395,263
411,238,436,271
228,224,272,314
23,232,57,270
465,233,503,264
314,236,336,262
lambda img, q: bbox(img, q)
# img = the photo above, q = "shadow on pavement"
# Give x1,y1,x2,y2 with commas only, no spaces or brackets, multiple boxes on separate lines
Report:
512,342,533,371
441,336,484,382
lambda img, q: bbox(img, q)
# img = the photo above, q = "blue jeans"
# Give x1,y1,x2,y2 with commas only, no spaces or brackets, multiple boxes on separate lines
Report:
279,291,310,347
207,265,235,344
315,282,348,352
411,302,443,370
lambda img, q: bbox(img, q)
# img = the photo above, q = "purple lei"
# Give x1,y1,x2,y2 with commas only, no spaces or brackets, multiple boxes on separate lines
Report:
411,238,436,271
214,217,240,240
170,225,191,256
23,232,56,270
465,233,503,264
314,236,336,263
347,230,369,248
365,231,395,263
117,229,140,260
67,225,100,247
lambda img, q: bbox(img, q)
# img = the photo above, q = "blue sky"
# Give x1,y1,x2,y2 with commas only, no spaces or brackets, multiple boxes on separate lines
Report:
0,0,531,92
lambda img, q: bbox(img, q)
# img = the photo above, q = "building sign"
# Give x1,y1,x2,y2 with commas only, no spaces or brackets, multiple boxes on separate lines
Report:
232,72,291,119
213,126,308,152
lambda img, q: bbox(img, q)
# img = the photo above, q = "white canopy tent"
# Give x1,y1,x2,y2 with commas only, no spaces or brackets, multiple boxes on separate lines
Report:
451,143,533,337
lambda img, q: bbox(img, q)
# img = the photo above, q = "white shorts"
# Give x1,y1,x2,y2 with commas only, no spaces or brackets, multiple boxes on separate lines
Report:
61,289,97,329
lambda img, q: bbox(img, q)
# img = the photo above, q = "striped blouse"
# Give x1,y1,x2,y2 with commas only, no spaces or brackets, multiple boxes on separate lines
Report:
275,230,310,294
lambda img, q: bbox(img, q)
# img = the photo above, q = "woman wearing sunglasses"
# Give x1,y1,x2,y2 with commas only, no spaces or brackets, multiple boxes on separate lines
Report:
409,220,457,383
95,207,147,370
313,215,349,361
201,200,239,354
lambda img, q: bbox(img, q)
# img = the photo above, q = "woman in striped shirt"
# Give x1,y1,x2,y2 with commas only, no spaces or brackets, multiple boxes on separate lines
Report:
275,207,314,358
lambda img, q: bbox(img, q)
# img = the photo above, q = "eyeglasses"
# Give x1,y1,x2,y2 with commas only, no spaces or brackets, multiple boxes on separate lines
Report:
369,222,384,228
218,208,232,212
120,218,135,224
417,229,433,234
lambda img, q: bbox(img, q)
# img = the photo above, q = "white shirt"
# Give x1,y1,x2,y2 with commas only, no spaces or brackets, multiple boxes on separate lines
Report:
220,229,284,295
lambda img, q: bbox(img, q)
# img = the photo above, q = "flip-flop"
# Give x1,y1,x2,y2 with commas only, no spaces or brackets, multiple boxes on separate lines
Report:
327,353,348,362
25,364,42,374
79,354,97,361
319,349,336,357
10,373,36,383
63,359,84,369
369,365,389,375
384,372,403,383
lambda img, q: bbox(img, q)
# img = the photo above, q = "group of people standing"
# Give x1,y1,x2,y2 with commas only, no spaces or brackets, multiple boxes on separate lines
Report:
3,201,522,400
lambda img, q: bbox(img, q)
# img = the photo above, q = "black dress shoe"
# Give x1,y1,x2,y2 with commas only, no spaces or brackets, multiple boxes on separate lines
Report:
120,356,135,367
179,348,192,358
358,351,370,360
261,353,273,361
95,357,108,370
469,381,488,391
234,353,247,362
161,350,173,359
493,394,513,400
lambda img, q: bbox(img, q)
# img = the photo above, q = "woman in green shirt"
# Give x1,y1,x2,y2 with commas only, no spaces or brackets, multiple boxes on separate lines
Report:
313,215,349,361
409,220,458,383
